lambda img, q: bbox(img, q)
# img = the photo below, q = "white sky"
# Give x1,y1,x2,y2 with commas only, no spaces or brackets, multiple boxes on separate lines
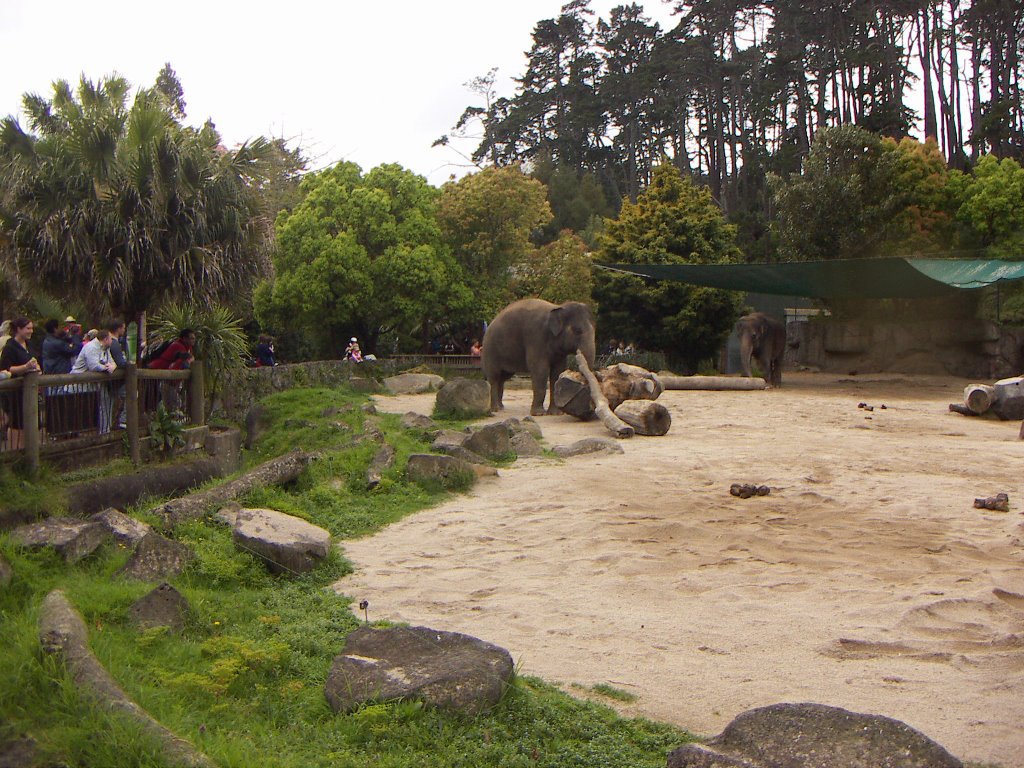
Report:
0,0,680,186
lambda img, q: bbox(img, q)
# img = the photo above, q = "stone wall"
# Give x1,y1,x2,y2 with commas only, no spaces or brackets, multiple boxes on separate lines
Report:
789,318,1024,378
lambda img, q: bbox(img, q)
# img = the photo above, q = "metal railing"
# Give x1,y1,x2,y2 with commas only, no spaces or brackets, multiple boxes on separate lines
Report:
0,361,204,471
387,354,482,370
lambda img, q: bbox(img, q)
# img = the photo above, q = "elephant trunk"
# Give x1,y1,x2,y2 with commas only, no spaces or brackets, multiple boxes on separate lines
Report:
578,333,596,369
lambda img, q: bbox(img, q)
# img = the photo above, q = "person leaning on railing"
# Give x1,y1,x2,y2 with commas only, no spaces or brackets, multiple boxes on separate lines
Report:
70,329,117,434
0,317,42,449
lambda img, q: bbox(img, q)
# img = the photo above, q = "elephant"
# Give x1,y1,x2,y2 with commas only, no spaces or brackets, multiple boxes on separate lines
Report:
482,298,596,416
736,312,786,387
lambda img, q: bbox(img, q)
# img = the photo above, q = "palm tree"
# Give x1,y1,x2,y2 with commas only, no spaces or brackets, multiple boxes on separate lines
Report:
0,73,273,348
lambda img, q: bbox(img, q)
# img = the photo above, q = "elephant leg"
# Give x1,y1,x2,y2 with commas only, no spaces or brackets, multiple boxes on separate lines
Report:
756,352,774,388
489,374,508,412
529,367,549,416
739,335,755,378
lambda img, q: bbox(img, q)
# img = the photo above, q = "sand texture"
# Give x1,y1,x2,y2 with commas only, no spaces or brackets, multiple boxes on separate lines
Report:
335,373,1024,767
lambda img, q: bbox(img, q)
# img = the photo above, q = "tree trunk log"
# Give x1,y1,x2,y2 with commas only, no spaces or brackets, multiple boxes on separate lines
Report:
553,371,596,419
660,375,767,391
614,399,671,436
155,449,314,529
964,384,996,414
576,351,633,439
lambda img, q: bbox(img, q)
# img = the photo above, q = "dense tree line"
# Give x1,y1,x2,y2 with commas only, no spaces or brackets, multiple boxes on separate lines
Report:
443,0,1023,257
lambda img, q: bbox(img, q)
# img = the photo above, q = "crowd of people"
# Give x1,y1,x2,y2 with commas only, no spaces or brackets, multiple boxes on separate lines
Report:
0,316,197,449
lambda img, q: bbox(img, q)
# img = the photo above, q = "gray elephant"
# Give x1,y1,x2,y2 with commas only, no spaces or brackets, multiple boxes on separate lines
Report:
736,312,786,387
482,298,596,415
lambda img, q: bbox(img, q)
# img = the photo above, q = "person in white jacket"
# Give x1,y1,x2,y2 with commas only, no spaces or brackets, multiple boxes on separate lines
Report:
71,329,117,433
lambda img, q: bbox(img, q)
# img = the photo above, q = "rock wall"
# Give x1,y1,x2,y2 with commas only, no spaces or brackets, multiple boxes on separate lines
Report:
790,318,1024,378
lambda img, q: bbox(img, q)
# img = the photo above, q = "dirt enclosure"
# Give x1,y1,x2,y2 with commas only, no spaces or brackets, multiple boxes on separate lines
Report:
336,373,1024,767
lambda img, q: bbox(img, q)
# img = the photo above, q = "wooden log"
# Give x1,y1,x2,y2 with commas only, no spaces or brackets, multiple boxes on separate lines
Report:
553,371,595,419
155,449,314,529
613,399,671,436
964,384,996,414
660,375,767,391
575,351,633,439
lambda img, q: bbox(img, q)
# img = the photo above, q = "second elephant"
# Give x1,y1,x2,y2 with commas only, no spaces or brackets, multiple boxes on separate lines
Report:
736,312,786,387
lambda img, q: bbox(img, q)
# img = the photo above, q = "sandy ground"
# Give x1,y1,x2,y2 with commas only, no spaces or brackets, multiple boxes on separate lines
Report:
333,373,1024,767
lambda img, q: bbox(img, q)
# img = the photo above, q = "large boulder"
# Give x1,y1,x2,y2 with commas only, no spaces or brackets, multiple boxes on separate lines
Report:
384,373,444,395
434,378,490,419
91,508,152,546
129,582,190,633
667,703,963,768
324,625,514,715
118,532,195,581
406,454,476,488
464,423,512,459
232,508,331,576
366,443,396,490
510,430,543,457
400,412,438,432
12,518,108,563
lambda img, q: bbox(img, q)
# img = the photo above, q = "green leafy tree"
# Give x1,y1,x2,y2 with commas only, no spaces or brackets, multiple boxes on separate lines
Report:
593,164,743,371
948,154,1024,259
437,165,552,319
512,230,593,305
0,73,273,334
531,154,613,245
256,162,472,356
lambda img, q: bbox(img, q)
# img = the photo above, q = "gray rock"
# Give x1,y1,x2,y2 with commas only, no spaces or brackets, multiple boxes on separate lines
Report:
243,403,269,450
384,373,444,395
401,412,438,431
119,532,195,581
406,454,475,487
0,554,11,588
321,405,353,418
464,423,512,459
12,518,108,563
552,438,625,458
324,625,514,715
361,403,377,415
366,443,396,489
431,429,469,452
434,378,490,418
520,416,543,439
666,703,963,768
232,508,331,575
129,582,190,633
437,445,489,465
90,508,152,545
497,417,542,441
511,431,543,456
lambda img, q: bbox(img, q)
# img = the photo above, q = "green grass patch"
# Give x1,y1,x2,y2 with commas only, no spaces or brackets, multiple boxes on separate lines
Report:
590,683,639,703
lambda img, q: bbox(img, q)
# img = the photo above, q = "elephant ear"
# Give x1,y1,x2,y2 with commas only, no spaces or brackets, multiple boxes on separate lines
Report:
545,306,565,337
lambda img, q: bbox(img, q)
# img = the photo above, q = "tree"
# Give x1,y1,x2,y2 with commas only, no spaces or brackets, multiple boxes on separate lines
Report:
593,164,743,371
255,162,472,356
437,165,552,320
0,73,273,334
512,230,594,305
949,154,1024,259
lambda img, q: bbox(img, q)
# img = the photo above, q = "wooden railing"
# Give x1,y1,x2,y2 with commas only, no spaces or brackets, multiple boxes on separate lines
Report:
0,361,203,472
386,354,482,370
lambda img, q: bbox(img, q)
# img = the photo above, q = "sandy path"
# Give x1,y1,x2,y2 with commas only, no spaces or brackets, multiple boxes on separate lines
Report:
334,373,1024,767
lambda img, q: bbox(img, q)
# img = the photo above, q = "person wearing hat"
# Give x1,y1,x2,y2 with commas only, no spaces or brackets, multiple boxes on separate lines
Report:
62,315,83,349
344,337,363,363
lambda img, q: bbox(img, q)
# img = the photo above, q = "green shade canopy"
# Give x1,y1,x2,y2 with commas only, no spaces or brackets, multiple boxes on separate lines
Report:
598,258,1024,299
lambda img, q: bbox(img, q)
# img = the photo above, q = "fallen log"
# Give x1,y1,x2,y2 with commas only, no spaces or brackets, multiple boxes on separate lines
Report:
39,590,213,767
958,377,1024,420
614,399,671,436
576,351,633,439
660,375,766,391
964,384,996,414
155,449,314,529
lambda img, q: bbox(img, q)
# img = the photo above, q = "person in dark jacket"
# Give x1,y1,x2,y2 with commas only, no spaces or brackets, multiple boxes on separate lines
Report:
41,319,81,374
0,317,41,448
254,334,276,367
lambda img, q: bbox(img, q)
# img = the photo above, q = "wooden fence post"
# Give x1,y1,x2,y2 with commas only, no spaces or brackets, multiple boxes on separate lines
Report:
190,360,205,426
22,370,40,473
125,363,141,465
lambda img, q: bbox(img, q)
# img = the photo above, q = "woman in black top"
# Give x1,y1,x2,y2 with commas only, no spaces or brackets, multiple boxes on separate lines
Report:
0,317,41,448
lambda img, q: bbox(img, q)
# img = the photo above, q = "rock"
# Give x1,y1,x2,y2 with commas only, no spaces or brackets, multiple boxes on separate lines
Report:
243,403,269,450
434,378,490,418
510,430,543,457
361,403,377,415
129,582,190,633
552,438,625,458
406,454,476,488
321,405,353,418
401,412,438,431
90,508,152,545
118,532,195,581
613,399,672,436
431,429,469,452
12,518,108,563
666,703,963,768
384,373,444,395
437,444,489,465
519,416,543,439
366,443,396,489
324,625,514,715
232,508,331,576
215,500,242,526
464,423,512,459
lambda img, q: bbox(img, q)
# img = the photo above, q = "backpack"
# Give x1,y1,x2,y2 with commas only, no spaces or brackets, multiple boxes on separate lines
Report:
140,339,172,367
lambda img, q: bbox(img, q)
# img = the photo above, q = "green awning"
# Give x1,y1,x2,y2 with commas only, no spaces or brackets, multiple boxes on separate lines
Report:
598,258,1024,299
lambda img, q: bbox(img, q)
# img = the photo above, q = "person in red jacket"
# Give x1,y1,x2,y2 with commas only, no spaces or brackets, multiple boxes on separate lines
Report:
148,328,195,412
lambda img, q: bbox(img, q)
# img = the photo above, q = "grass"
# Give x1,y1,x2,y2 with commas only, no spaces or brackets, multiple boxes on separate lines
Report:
0,383,697,767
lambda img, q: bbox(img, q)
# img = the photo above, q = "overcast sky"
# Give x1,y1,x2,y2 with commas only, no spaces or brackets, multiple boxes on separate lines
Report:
0,1,680,186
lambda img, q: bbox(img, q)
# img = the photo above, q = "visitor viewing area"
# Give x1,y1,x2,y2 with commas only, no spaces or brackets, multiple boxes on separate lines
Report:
600,257,1024,299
